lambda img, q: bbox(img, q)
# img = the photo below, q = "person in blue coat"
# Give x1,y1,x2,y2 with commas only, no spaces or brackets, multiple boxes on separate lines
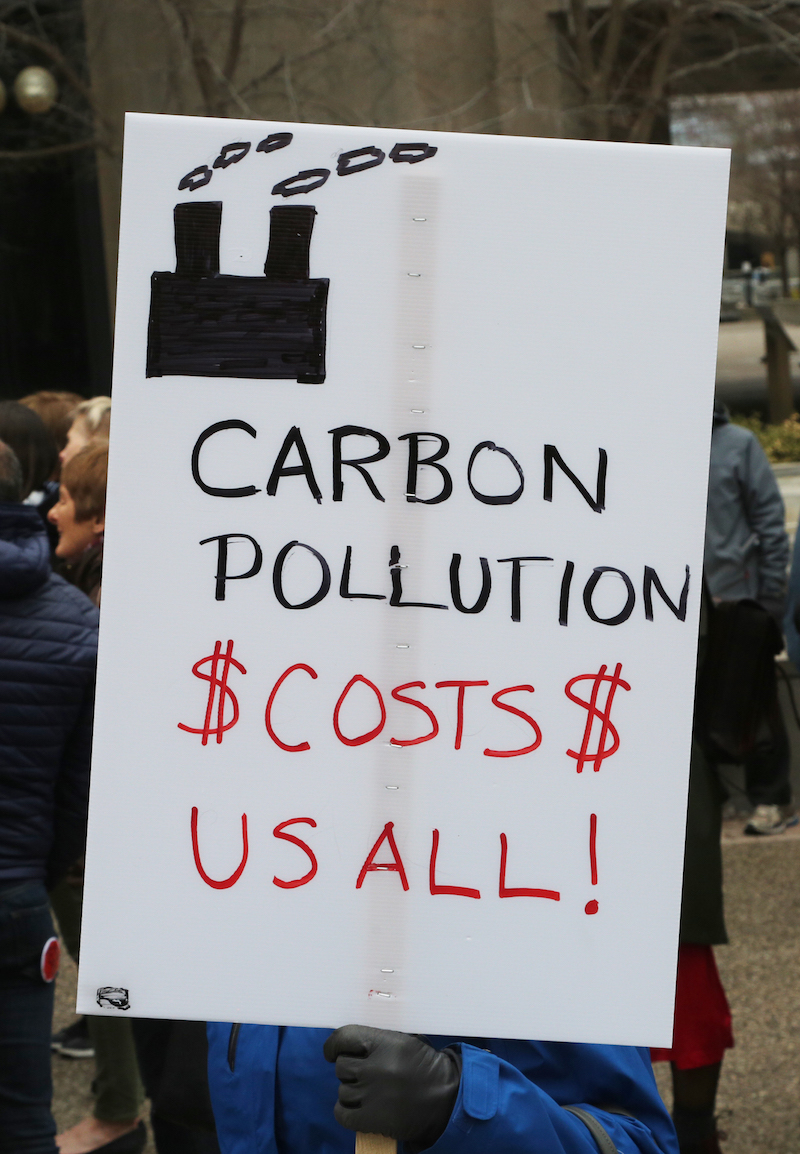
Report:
207,1022,678,1154
0,440,98,1153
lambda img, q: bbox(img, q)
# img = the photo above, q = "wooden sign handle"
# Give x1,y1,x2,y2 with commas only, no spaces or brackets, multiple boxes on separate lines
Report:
356,1134,397,1154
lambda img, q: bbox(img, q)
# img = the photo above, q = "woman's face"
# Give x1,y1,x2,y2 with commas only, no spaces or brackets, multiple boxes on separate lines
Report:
60,418,91,467
47,484,104,561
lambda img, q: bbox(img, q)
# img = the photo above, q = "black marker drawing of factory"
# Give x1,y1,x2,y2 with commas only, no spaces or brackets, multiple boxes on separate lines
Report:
146,202,329,384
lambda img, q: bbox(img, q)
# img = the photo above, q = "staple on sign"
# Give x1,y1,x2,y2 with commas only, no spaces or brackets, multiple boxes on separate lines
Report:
381,968,395,973
395,644,410,648
412,344,426,349
410,409,425,413
412,216,427,221
385,785,400,790
408,273,421,277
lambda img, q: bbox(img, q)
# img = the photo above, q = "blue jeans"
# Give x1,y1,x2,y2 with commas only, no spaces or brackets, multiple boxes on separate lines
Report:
0,881,58,1154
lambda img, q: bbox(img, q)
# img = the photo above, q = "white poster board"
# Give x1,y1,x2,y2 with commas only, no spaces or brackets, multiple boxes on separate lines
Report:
78,113,729,1046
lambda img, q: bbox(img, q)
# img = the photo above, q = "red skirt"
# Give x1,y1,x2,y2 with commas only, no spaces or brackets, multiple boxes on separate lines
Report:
651,943,734,1070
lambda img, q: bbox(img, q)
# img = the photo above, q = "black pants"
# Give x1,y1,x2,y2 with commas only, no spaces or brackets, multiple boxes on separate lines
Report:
742,663,791,807
131,1019,220,1154
0,881,57,1154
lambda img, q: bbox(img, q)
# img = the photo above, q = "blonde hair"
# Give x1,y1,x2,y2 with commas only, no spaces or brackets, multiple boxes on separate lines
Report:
70,396,111,440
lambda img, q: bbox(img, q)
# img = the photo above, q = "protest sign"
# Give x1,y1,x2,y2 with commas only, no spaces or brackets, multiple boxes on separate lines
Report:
77,113,729,1046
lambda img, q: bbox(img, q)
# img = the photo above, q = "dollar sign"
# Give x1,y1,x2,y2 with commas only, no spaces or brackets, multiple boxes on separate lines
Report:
178,640,247,745
565,662,630,772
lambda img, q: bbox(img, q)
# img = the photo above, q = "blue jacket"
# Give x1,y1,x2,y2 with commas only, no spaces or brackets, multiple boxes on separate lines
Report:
207,1023,678,1154
0,503,98,887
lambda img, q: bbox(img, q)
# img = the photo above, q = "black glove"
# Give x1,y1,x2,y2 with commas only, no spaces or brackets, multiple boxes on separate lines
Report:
324,1024,461,1150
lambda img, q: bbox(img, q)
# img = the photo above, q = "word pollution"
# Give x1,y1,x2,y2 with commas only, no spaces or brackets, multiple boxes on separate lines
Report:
200,535,690,626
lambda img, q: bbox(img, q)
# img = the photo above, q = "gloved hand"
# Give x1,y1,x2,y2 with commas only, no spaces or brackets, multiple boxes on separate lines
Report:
324,1024,461,1150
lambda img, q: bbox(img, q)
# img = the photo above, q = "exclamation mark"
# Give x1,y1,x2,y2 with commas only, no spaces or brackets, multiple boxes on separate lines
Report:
584,812,599,915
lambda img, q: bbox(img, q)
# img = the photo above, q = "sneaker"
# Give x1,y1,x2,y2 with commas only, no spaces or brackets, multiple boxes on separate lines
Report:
51,1016,94,1058
744,804,788,835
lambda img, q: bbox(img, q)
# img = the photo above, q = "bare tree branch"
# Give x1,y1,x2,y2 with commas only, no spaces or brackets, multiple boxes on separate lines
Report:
628,0,688,142
669,37,800,82
283,55,300,120
223,0,246,81
158,0,220,115
569,0,595,81
609,24,666,106
0,136,98,160
597,0,627,94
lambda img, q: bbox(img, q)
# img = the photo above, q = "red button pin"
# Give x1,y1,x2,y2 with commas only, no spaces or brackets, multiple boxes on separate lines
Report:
40,937,60,983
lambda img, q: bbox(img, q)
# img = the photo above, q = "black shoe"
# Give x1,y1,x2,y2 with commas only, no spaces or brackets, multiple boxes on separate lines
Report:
51,1016,95,1059
678,1127,725,1153
87,1121,147,1154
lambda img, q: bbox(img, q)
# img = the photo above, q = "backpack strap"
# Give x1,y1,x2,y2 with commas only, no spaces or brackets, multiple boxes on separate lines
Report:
563,1106,619,1154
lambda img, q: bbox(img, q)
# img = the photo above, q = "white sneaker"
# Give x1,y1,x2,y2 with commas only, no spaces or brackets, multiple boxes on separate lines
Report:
744,804,787,835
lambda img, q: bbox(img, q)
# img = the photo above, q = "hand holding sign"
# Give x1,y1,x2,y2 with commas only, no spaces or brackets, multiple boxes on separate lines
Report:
325,1025,460,1149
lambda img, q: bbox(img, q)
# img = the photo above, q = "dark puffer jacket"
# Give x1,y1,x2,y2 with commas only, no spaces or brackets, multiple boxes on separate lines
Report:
0,502,98,887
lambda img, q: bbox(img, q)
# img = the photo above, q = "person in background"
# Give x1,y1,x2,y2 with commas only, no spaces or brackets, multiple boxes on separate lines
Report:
704,400,795,834
651,602,733,1154
48,443,107,607
0,439,98,1154
0,400,58,506
47,441,147,1154
784,519,800,665
61,397,111,467
19,392,84,457
19,392,84,548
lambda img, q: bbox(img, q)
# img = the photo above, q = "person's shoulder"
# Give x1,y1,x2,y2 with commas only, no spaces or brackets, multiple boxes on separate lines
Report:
0,574,98,676
42,572,100,621
715,420,756,449
713,421,772,473
15,573,100,638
